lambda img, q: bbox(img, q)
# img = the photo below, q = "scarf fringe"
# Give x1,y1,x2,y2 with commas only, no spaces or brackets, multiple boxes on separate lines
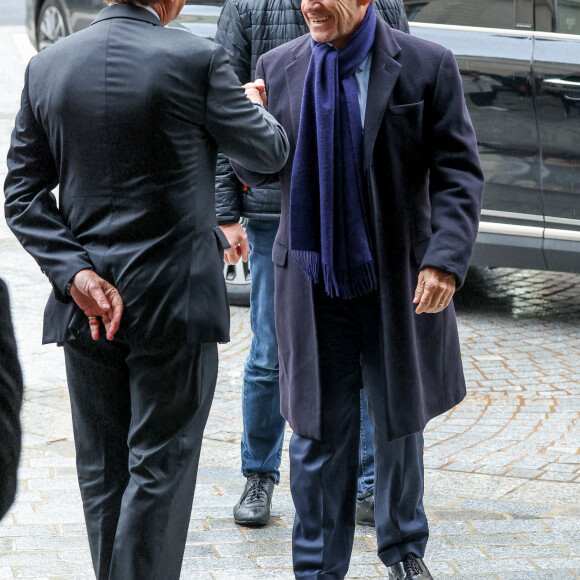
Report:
292,250,377,300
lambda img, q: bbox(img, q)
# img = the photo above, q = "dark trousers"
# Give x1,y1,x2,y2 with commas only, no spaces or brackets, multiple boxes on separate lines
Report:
63,330,218,580
291,287,428,579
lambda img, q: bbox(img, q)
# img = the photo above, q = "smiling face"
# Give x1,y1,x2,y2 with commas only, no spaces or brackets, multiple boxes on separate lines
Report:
301,0,369,49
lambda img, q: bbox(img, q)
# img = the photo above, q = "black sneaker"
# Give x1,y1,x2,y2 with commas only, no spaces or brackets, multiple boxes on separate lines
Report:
355,493,375,527
233,474,275,527
388,554,433,579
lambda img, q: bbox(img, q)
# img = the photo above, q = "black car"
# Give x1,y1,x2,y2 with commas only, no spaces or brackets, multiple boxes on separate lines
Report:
26,0,222,50
405,0,580,273
25,0,580,299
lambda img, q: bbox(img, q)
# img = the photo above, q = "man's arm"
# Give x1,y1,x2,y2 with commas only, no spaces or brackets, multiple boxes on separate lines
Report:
4,66,124,338
205,44,289,175
414,49,484,312
4,65,95,303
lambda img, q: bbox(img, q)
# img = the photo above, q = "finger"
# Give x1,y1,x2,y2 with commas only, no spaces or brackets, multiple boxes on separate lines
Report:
88,282,111,311
240,237,250,262
413,275,425,305
225,247,240,265
254,78,265,90
416,279,439,314
88,317,100,341
104,293,124,341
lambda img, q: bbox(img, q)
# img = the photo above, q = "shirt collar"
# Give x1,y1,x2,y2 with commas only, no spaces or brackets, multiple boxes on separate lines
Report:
142,5,160,21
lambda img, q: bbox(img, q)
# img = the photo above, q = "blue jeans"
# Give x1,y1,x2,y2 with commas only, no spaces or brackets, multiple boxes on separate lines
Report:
241,219,286,483
241,219,376,492
358,390,375,499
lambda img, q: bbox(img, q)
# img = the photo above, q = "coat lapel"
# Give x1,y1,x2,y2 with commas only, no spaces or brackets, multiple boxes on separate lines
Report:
363,18,402,171
284,37,312,144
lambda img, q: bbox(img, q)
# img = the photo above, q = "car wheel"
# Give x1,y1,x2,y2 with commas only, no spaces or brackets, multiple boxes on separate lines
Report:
36,0,70,51
224,258,251,307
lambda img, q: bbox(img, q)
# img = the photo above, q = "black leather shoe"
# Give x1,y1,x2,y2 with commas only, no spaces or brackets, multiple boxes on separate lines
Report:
233,474,275,527
355,494,375,527
388,555,433,579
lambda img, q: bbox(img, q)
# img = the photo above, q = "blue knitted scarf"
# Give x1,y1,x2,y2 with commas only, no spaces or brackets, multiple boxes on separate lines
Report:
289,5,377,299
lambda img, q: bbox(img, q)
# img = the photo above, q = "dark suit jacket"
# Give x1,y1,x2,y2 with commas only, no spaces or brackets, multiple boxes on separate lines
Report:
0,279,23,520
4,4,288,346
235,17,484,441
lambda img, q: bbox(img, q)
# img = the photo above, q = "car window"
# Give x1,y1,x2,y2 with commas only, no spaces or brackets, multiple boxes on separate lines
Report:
558,0,580,34
404,0,516,30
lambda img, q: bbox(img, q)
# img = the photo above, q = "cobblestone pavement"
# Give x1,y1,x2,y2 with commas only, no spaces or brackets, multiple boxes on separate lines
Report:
1,25,579,580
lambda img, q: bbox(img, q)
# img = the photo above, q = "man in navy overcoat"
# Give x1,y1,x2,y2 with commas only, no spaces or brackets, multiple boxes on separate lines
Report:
233,0,484,577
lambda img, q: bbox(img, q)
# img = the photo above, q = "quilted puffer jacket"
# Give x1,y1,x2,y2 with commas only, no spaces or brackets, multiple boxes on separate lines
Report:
214,0,410,224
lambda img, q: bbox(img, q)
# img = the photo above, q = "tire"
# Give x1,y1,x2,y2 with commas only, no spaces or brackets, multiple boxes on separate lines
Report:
224,259,251,306
36,0,70,51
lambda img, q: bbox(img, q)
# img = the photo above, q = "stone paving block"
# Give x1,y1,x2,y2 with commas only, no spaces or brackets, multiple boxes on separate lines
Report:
424,560,456,575
215,541,291,557
14,536,89,551
503,481,580,506
0,550,58,566
448,534,527,548
181,556,255,571
498,572,578,579
243,528,293,542
57,550,92,563
429,523,471,535
454,557,537,573
424,547,488,561
454,499,553,517
345,564,387,577
524,531,580,546
255,554,294,568
487,545,567,558
472,519,545,533
11,563,95,577
210,570,296,580
186,529,244,545
533,557,580,570
15,511,85,525
0,524,58,538
432,509,508,522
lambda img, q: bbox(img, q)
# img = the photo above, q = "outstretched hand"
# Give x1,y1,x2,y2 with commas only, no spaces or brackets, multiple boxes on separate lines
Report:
243,78,267,107
70,269,124,341
413,267,456,314
220,223,250,265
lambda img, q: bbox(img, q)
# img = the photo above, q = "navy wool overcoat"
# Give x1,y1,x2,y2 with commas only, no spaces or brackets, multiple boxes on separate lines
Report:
235,16,485,441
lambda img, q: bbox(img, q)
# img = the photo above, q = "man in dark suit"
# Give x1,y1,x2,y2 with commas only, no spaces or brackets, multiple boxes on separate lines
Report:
0,279,23,521
3,0,288,576
233,0,484,577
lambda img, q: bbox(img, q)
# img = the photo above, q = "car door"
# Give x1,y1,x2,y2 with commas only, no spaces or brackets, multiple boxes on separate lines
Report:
66,0,103,32
404,0,546,269
534,0,580,272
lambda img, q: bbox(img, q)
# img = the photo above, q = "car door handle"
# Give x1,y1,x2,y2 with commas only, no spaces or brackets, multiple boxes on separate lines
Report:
543,78,580,88
542,78,580,101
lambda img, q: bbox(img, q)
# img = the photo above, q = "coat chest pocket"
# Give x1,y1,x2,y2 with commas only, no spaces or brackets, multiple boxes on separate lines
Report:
386,100,424,117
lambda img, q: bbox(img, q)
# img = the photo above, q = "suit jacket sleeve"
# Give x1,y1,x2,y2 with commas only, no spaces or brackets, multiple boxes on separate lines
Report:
205,44,289,175
4,64,94,302
230,56,284,189
420,49,484,288
0,280,23,521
